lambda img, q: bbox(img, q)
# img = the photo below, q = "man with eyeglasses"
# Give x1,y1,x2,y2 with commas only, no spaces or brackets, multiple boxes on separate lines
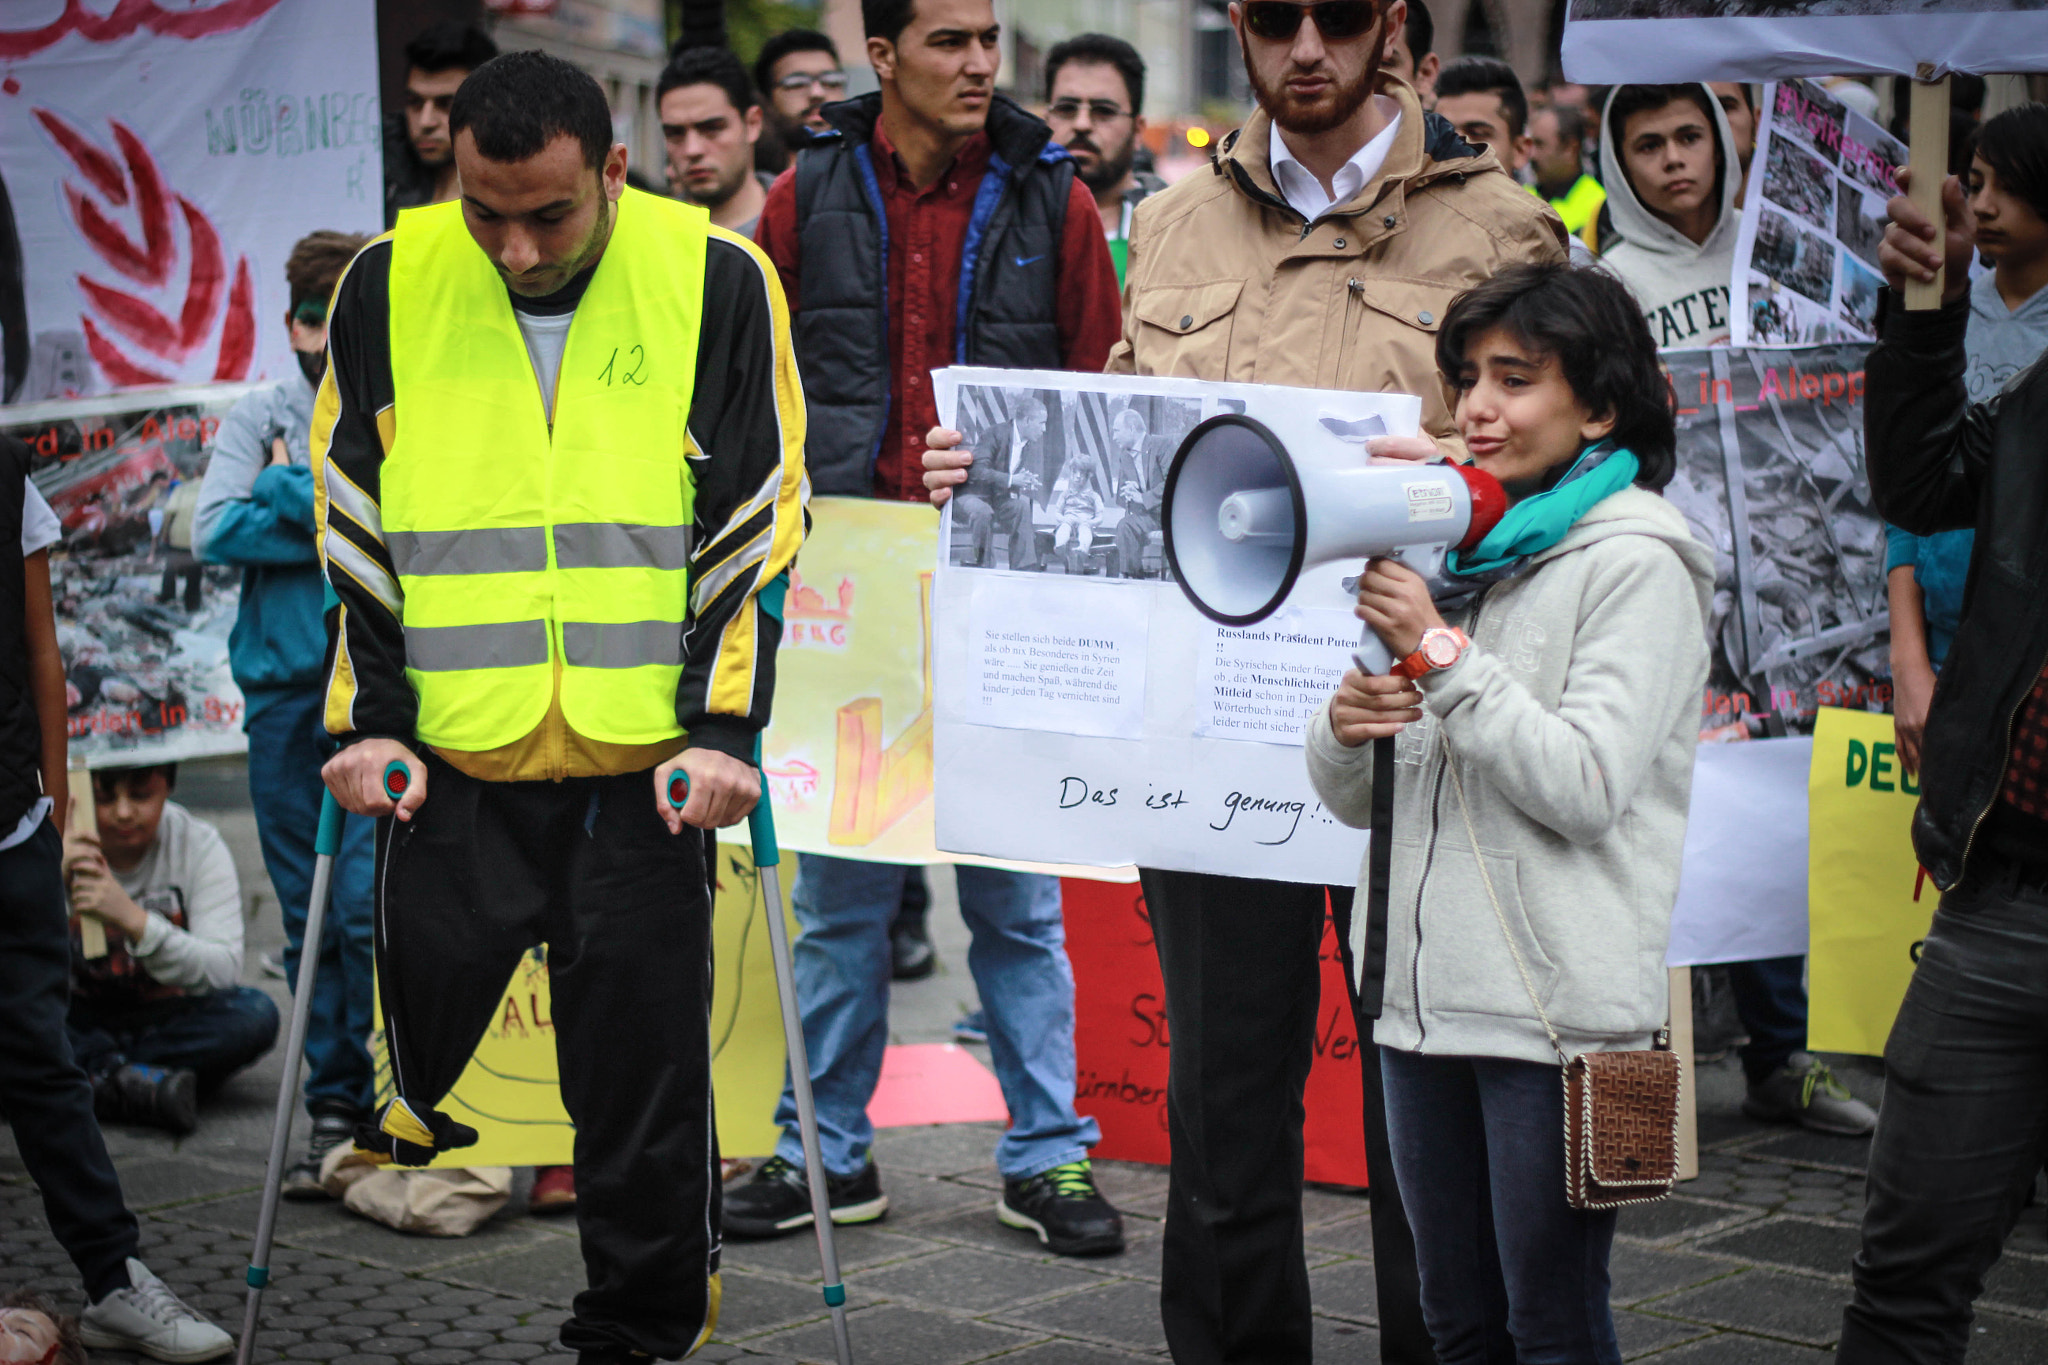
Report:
754,28,849,155
1042,33,1165,287
925,0,1564,1358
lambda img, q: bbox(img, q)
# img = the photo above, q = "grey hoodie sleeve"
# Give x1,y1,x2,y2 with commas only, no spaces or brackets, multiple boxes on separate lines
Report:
128,818,244,992
1305,702,1378,829
1418,538,1707,846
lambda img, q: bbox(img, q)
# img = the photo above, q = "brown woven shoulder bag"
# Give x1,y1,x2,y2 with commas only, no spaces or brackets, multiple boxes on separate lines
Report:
1445,751,1681,1211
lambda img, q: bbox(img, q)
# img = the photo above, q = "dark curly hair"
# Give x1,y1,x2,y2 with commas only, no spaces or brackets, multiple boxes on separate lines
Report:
1434,262,1677,491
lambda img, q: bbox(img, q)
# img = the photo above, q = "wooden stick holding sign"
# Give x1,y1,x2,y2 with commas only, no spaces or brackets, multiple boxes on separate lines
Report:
1670,967,1698,1181
1905,66,1952,312
67,761,107,959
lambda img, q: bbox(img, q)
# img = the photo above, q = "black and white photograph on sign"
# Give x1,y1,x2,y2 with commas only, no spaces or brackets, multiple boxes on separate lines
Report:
1753,208,1837,306
947,382,1201,580
1836,181,1887,269
1661,347,1889,732
1735,80,1909,345
1762,136,1835,228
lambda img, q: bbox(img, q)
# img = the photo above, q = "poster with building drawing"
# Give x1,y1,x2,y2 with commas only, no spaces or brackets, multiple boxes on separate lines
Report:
1562,0,2048,83
1662,344,1890,731
1734,80,1906,347
932,367,1420,884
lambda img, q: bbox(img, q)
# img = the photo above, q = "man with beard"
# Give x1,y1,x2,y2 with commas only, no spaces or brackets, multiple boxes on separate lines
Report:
1043,34,1164,286
193,231,383,1197
383,22,498,227
754,28,847,158
926,1,1565,1359
658,47,773,236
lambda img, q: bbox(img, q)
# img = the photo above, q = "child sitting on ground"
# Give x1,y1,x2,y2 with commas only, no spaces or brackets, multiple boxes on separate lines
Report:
1051,449,1107,574
64,764,279,1134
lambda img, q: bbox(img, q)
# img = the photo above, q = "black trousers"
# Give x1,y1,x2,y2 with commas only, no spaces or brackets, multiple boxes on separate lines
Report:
0,817,139,1299
1141,868,1435,1365
1840,852,2048,1364
376,755,719,1359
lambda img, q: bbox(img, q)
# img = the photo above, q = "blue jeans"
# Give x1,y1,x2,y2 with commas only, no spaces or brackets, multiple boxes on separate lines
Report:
1725,955,1807,1082
1381,1047,1620,1365
774,855,1098,1179
245,686,376,1116
68,986,280,1092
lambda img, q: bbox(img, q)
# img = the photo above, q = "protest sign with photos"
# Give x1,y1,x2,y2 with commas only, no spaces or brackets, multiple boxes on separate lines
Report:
1734,80,1906,347
930,368,1421,884
1562,0,2048,82
6,384,263,766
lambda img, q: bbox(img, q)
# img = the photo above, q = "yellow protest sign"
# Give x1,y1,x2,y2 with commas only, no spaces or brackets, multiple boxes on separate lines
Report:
1807,707,1936,1056
372,841,794,1167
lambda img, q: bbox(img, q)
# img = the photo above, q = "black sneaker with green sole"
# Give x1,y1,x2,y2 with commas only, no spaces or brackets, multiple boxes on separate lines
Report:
999,1160,1124,1256
723,1155,889,1239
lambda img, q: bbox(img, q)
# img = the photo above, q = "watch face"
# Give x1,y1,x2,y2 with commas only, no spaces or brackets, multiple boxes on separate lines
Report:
1422,630,1460,667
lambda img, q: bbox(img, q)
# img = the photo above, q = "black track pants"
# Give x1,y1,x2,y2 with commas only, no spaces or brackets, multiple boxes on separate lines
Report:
375,754,719,1359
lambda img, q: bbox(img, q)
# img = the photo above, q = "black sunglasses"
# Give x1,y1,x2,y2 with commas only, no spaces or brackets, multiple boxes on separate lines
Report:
1241,0,1379,42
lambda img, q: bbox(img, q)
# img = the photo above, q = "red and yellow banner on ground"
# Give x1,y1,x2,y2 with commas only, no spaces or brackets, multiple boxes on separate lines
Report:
1807,707,1936,1056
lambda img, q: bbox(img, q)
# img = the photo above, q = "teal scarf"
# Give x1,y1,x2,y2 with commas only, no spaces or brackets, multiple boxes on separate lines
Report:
1447,443,1639,578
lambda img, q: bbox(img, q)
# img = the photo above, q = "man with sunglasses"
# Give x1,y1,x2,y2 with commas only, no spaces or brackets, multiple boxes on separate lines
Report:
192,231,381,1199
1043,33,1164,287
926,0,1564,1358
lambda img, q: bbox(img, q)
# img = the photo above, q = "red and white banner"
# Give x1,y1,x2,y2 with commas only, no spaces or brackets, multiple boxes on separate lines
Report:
0,0,382,406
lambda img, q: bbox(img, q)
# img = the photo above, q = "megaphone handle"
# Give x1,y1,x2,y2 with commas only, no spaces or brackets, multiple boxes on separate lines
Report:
1354,628,1395,676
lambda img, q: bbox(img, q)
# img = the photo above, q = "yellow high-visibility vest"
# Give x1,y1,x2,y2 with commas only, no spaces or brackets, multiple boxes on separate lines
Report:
384,188,708,751
1531,174,1607,251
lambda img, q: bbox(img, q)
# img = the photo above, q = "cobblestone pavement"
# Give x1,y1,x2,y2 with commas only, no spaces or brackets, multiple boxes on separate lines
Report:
6,762,2047,1361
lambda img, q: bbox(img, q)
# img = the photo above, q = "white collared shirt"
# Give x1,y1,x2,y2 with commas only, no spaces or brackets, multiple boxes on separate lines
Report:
1270,97,1402,224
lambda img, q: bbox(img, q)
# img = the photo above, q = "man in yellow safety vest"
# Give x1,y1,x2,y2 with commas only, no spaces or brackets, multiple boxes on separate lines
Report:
314,51,805,1362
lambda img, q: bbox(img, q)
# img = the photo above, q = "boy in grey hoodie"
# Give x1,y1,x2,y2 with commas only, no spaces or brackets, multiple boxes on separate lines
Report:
1600,83,1743,347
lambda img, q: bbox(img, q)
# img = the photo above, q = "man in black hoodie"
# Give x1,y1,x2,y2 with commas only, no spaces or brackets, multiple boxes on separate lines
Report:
1840,163,2048,1365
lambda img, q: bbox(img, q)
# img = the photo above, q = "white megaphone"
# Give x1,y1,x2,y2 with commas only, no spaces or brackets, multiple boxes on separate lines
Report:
1162,412,1508,673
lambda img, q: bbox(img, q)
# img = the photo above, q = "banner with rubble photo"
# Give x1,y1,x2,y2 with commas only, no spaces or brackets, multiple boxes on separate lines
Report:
0,0,382,404
1662,345,1891,733
1732,80,1905,347
4,384,263,764
1563,0,2048,84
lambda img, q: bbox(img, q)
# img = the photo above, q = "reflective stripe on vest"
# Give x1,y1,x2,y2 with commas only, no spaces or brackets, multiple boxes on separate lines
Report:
384,190,708,749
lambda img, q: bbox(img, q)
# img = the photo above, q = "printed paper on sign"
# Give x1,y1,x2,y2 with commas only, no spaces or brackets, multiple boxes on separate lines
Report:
966,572,1150,740
1198,607,1358,746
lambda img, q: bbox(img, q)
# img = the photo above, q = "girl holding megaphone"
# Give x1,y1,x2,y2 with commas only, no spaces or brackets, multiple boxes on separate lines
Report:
1308,261,1714,1364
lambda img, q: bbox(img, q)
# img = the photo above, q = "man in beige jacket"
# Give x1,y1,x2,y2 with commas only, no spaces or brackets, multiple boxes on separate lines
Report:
928,2,1565,1359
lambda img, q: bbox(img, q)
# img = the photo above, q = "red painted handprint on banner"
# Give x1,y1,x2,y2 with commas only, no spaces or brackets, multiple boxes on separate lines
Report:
34,109,255,388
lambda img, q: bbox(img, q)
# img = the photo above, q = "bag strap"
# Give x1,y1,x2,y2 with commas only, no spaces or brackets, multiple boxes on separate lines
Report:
1444,748,1569,1067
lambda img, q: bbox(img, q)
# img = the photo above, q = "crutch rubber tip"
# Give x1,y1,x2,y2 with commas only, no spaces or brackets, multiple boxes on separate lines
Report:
667,771,690,809
382,761,409,802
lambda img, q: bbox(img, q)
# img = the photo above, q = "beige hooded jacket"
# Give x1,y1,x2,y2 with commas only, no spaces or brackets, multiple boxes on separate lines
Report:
1105,78,1568,458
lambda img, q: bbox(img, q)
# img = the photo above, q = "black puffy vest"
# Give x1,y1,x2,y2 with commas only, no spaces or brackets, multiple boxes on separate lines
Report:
0,436,44,831
793,93,1074,495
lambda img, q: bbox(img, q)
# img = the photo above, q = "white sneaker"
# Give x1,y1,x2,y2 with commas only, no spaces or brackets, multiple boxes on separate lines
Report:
78,1258,234,1362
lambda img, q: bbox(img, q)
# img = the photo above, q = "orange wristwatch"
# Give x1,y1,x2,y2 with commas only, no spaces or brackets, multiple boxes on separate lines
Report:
1390,627,1470,680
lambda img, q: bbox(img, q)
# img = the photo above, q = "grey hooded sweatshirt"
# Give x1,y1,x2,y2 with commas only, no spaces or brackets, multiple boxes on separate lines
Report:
1305,487,1714,1065
1599,84,1743,348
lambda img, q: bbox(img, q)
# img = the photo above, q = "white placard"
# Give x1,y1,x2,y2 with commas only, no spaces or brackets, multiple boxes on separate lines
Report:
1199,607,1361,746
930,367,1421,883
967,573,1149,740
1563,8,2048,84
1667,738,1813,966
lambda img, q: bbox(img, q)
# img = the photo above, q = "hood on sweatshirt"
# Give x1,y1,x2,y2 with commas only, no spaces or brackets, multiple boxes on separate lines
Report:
1532,484,1717,621
1598,84,1743,348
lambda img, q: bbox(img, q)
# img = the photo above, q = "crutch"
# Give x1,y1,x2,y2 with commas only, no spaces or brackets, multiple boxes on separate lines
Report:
669,767,853,1364
237,761,406,1365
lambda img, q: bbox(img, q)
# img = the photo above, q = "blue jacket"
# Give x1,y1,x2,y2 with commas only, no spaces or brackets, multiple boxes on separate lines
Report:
191,377,327,710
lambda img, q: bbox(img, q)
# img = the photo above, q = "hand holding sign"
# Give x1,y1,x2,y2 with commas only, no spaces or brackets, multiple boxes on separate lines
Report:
1881,167,1974,306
